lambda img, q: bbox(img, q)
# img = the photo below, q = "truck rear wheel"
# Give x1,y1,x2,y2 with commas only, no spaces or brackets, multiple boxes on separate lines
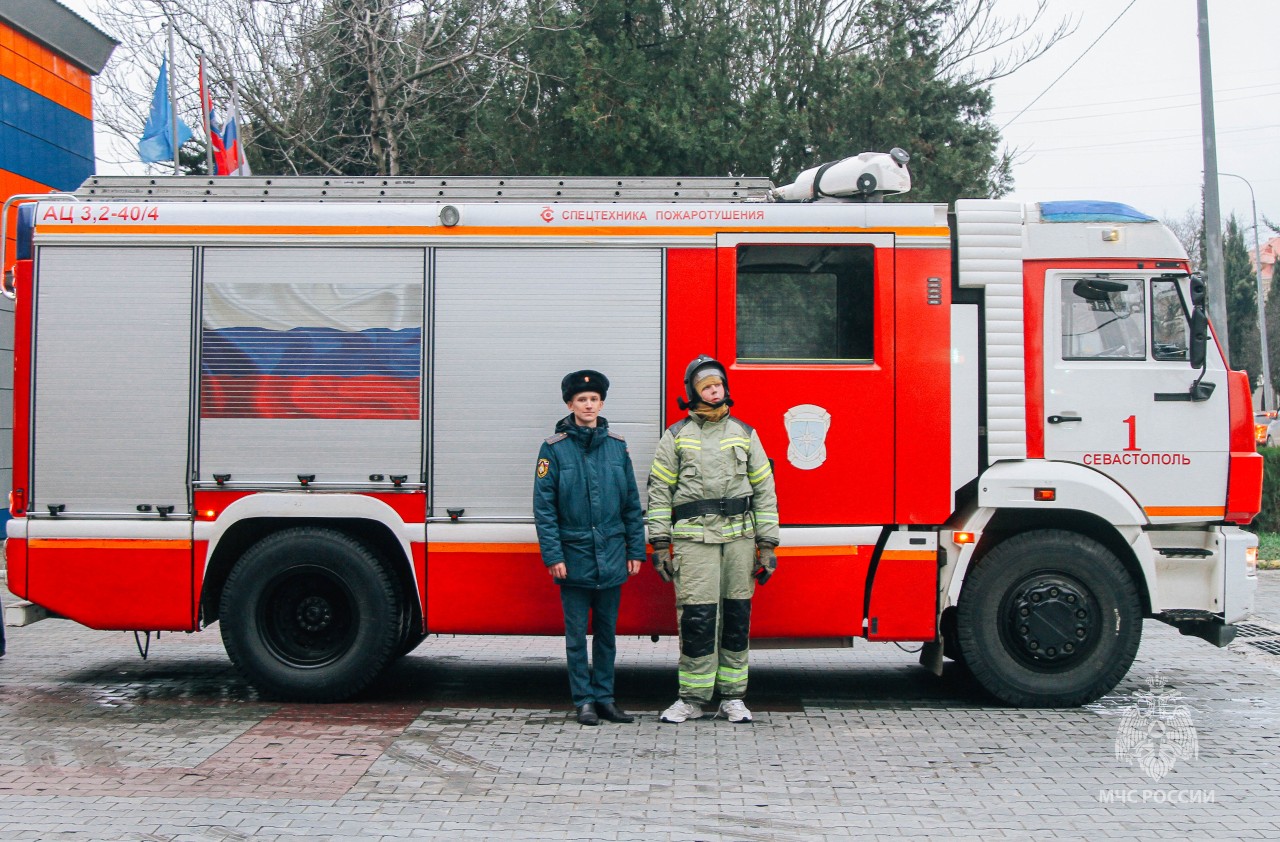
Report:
219,527,402,701
395,600,427,658
956,529,1142,707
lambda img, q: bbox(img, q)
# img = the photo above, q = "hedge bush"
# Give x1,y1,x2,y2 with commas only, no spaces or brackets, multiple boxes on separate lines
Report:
1252,446,1280,533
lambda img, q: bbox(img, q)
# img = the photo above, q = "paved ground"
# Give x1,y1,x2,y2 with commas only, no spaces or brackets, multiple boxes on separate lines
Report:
0,572,1278,840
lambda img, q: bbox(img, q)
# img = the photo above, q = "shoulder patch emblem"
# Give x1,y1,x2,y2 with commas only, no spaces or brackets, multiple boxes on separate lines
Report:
536,458,550,478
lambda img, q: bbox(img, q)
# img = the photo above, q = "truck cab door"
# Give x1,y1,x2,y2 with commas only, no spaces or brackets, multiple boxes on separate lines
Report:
714,234,896,524
1042,273,1229,520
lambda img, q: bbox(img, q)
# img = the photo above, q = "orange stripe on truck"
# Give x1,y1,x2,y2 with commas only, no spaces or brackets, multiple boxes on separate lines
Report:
428,542,542,554
28,539,192,550
428,543,870,557
879,550,937,561
1143,506,1226,518
776,546,862,557
45,224,952,239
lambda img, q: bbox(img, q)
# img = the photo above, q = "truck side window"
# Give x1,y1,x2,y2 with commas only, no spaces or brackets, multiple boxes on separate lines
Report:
1150,279,1190,361
736,244,874,363
1061,277,1146,361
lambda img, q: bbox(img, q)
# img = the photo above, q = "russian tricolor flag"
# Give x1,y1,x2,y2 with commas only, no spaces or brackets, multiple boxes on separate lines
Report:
199,57,251,176
214,102,250,176
200,283,422,420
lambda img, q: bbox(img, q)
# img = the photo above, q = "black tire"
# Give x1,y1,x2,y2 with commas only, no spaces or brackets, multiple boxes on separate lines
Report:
398,629,428,658
956,529,1142,707
395,601,428,658
940,608,965,664
219,527,402,702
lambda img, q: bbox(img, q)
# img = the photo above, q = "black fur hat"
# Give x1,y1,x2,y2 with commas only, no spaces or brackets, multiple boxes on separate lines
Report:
561,369,609,402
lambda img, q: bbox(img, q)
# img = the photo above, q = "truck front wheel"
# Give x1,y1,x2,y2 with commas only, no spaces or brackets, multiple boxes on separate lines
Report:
956,529,1142,707
219,527,402,701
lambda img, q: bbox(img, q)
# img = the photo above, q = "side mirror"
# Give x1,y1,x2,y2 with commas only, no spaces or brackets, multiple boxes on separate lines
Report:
1189,274,1206,307
1190,306,1208,370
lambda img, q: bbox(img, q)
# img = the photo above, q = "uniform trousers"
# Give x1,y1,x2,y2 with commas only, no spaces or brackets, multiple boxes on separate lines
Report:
673,539,756,703
559,584,622,707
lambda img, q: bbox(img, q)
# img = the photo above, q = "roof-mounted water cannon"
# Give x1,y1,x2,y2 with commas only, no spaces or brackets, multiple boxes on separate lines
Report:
770,148,911,203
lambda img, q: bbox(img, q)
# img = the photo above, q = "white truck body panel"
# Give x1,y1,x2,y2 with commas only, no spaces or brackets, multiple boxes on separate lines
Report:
954,200,1027,463
951,303,980,503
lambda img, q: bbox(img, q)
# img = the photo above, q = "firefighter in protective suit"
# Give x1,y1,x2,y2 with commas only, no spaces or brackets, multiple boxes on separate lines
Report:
649,356,779,723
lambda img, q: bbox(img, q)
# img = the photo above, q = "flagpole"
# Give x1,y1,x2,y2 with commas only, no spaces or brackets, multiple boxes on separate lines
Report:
167,16,179,175
199,53,214,175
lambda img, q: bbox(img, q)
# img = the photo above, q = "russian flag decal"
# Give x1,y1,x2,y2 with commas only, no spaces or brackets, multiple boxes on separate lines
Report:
200,282,422,420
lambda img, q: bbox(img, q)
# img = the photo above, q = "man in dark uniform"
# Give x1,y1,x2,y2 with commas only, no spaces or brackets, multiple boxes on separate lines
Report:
533,370,646,725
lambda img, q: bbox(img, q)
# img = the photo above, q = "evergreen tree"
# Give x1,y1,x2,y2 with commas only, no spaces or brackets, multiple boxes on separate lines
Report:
98,0,1066,197
461,0,1015,201
1224,214,1262,387
1266,260,1280,406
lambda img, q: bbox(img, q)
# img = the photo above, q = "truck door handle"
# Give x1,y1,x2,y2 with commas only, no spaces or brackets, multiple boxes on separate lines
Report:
1047,415,1082,424
1155,381,1216,402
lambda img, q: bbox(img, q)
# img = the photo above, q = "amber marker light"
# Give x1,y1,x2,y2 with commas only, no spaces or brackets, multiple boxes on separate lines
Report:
1034,487,1056,502
1246,546,1258,575
952,531,975,544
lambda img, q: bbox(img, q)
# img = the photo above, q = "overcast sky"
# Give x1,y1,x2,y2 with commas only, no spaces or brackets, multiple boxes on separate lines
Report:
992,0,1277,231
61,0,1278,233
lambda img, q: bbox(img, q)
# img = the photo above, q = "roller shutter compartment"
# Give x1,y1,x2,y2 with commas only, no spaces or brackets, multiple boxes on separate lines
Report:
198,247,425,485
32,246,194,515
432,248,662,517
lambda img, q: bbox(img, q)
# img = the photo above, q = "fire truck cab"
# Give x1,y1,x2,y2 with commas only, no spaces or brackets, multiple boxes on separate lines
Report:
0,152,1261,707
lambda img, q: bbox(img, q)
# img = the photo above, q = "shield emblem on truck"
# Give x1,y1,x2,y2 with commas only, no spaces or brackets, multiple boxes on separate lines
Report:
784,404,832,470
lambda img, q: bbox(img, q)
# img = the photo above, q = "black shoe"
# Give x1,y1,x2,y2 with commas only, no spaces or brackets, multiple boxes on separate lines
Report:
596,702,635,723
577,703,600,726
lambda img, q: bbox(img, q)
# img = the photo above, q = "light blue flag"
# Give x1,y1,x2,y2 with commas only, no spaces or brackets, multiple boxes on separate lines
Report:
138,57,193,164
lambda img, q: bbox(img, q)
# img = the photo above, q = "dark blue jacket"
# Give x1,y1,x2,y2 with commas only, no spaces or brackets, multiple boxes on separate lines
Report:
533,415,646,589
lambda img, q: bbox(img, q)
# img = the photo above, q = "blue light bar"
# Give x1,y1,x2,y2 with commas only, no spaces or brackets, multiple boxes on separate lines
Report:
1039,201,1156,223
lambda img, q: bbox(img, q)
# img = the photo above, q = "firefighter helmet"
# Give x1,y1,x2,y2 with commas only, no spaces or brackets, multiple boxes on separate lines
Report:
679,355,732,409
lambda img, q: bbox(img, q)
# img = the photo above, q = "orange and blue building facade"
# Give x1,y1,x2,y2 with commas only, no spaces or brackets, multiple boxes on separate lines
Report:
1,0,114,213
0,26,93,198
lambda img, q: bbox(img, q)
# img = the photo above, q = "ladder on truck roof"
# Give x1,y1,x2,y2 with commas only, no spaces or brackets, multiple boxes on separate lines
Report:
76,174,775,203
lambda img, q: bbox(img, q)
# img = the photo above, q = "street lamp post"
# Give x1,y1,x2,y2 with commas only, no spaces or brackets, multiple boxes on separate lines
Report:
1199,0,1229,362
1221,171,1271,410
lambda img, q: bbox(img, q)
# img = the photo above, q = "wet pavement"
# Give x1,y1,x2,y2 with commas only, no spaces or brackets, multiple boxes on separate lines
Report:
0,572,1278,840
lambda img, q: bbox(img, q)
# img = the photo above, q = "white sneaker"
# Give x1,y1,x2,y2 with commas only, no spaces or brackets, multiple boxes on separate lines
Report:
660,699,704,723
718,698,753,723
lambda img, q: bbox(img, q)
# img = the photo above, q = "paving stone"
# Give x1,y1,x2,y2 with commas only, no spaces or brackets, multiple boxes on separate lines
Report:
0,572,1278,838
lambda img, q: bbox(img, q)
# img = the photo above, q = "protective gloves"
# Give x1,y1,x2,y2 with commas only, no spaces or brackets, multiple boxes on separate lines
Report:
650,539,675,582
754,542,778,585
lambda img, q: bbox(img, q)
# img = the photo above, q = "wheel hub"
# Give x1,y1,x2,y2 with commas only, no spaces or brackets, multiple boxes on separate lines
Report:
257,566,357,668
1011,581,1091,662
296,595,333,632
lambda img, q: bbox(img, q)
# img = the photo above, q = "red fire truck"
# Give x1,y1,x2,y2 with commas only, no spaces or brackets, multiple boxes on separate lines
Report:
0,151,1261,707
